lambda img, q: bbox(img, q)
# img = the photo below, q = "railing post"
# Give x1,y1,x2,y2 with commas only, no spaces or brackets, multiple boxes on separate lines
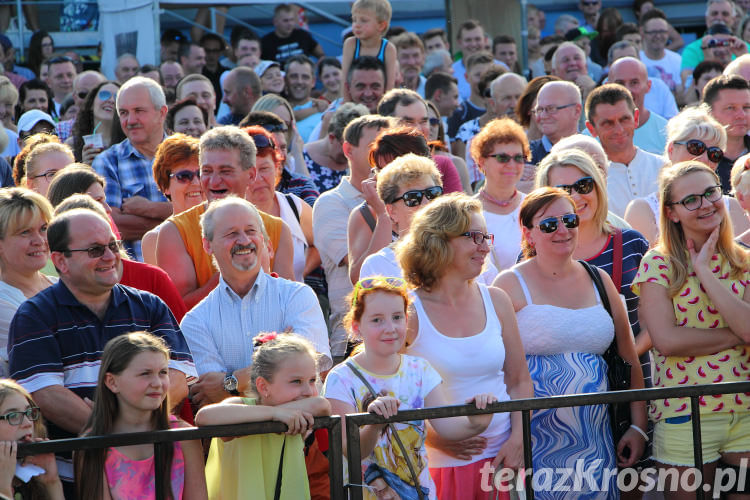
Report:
522,409,534,500
345,416,364,500
327,417,345,500
690,396,704,500
154,441,165,499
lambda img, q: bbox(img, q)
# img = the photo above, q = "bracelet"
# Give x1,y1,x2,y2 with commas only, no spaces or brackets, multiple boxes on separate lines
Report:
630,424,649,442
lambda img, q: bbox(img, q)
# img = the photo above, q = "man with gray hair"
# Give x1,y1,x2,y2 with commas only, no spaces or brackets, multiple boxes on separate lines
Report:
93,76,173,261
180,196,330,407
552,42,597,101
114,53,140,84
423,49,454,77
530,80,583,165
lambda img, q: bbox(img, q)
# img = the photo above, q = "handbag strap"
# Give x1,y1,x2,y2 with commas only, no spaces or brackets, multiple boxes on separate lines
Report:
579,260,613,319
612,228,623,291
346,361,426,500
274,436,287,500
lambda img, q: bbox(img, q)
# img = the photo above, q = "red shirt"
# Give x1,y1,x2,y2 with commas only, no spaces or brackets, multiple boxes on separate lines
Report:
120,260,188,322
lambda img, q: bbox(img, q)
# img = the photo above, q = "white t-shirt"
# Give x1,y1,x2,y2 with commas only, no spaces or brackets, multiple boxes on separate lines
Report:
640,49,683,91
644,77,678,119
607,147,666,217
633,111,668,156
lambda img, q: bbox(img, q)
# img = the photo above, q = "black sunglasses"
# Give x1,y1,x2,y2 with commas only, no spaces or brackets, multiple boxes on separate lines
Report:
667,185,723,211
428,117,440,126
486,153,526,164
251,134,275,149
390,186,443,207
77,91,89,100
170,169,200,183
673,140,724,163
537,213,580,233
462,230,494,245
261,123,288,133
48,56,74,64
555,176,595,195
65,240,123,259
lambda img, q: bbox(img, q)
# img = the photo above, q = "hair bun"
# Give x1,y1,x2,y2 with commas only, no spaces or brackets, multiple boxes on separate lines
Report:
253,331,279,347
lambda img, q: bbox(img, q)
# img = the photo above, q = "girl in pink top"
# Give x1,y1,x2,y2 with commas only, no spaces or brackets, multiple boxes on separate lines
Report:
75,332,207,500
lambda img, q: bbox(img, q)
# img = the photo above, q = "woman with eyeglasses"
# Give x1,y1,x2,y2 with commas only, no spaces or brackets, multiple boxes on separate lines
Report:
470,118,530,272
22,142,74,197
68,81,124,166
625,105,750,246
396,193,534,500
0,189,57,378
166,98,208,139
494,187,647,497
633,162,750,499
426,101,472,194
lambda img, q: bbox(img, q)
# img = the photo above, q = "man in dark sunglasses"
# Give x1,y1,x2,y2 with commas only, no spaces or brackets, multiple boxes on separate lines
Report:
54,70,105,142
577,0,600,32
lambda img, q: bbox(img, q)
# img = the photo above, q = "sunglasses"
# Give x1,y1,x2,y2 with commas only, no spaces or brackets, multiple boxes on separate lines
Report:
65,240,123,259
48,56,74,64
673,140,724,163
390,186,443,207
250,133,275,149
486,153,525,164
461,230,494,245
170,169,200,183
537,213,579,233
555,176,595,195
261,123,288,133
667,185,723,211
98,89,115,102
351,276,406,307
428,117,440,126
0,407,41,426
703,39,732,49
581,0,599,5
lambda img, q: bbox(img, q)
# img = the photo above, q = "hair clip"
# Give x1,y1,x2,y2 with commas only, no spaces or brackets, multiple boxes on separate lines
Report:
254,331,278,347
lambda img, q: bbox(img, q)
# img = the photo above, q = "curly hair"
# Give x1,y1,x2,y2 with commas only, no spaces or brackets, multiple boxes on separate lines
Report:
152,133,200,195
470,117,530,165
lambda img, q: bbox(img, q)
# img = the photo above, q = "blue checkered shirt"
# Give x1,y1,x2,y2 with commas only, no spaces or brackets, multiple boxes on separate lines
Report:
92,137,168,260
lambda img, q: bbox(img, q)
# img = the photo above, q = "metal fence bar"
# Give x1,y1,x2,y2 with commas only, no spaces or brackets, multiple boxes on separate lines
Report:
328,417,345,500
154,441,165,500
522,409,534,500
159,9,222,37
346,415,364,500
691,396,704,500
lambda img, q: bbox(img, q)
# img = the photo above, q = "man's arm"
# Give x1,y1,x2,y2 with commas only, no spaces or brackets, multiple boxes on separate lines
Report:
167,369,188,411
32,386,91,434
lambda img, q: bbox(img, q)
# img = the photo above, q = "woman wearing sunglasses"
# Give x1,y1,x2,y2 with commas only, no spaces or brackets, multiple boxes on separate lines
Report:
396,193,534,500
494,187,647,497
140,133,204,266
625,105,750,246
633,161,750,499
69,81,125,166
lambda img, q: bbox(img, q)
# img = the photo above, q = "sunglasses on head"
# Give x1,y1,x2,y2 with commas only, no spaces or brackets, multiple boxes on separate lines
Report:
461,230,494,245
703,38,732,49
673,140,724,163
390,186,443,207
555,176,595,195
250,134,275,149
351,276,406,307
537,213,579,233
65,240,123,259
170,169,200,183
261,123,288,133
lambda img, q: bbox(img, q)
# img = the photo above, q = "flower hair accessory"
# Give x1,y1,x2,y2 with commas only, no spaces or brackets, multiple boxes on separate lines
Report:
254,332,279,347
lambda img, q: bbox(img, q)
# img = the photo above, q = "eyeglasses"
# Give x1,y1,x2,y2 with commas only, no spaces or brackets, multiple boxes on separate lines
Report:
30,169,59,181
428,117,440,126
170,169,200,183
702,39,732,49
486,153,525,164
461,231,494,245
0,407,41,426
351,277,406,307
250,133,275,149
65,240,123,258
673,140,724,163
555,176,595,195
389,186,443,207
98,89,115,102
667,185,723,211
261,123,288,133
532,103,577,116
643,29,668,36
537,213,580,233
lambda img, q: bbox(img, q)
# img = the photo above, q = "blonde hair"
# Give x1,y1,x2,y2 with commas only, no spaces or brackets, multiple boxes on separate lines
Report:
730,153,750,198
535,148,612,235
0,187,53,240
395,193,482,291
23,142,73,183
665,105,727,158
250,333,319,399
657,161,746,297
376,153,442,204
352,0,392,26
0,378,46,439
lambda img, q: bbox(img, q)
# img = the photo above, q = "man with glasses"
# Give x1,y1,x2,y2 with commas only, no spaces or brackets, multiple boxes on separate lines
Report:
180,196,330,407
585,83,665,217
92,76,173,261
55,70,105,141
702,74,750,193
7,208,196,494
578,0,600,32
45,56,77,117
219,66,261,126
530,81,583,165
639,9,682,93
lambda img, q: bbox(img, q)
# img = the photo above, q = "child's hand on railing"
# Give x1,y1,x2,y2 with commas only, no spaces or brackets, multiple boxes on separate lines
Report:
466,394,498,431
367,396,400,419
271,407,314,435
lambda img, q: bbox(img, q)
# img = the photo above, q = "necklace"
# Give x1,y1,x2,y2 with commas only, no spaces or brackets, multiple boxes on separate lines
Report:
481,189,518,208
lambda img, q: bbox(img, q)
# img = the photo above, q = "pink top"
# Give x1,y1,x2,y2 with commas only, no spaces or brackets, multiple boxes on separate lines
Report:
104,416,185,499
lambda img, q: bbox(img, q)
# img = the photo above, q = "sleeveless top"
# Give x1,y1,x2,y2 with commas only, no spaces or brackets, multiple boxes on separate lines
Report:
169,203,283,288
482,193,525,272
354,38,388,62
512,269,614,356
276,191,307,282
406,284,512,468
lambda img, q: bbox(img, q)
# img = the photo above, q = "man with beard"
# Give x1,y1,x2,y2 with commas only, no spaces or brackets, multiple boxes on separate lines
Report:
284,55,326,142
180,196,330,407
392,32,427,96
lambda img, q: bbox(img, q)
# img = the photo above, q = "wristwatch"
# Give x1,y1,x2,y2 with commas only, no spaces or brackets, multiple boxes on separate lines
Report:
223,373,239,395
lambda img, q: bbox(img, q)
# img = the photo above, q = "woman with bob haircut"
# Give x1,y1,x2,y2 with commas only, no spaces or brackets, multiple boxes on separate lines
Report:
633,161,750,498
625,105,749,245
0,188,55,377
166,99,208,139
396,192,533,500
494,187,647,498
471,117,530,271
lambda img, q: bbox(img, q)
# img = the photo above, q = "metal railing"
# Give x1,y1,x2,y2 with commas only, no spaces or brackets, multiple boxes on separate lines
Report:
14,381,750,499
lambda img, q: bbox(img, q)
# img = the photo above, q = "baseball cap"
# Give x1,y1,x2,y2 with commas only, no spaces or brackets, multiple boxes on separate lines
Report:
254,60,283,78
17,110,56,133
565,27,599,42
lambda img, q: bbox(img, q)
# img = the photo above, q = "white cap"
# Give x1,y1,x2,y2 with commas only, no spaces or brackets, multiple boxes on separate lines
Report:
17,109,56,133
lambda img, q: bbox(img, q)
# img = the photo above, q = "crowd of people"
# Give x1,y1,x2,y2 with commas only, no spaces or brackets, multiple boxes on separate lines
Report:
0,0,749,498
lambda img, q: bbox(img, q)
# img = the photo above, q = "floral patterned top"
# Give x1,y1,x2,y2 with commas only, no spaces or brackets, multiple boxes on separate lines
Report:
323,355,442,500
304,150,348,194
632,249,750,421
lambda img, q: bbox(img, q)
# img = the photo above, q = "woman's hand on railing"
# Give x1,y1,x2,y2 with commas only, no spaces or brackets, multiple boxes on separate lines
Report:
616,427,646,468
271,407,314,435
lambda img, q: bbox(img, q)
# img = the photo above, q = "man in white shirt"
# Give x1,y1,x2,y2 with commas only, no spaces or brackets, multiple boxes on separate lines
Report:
181,196,331,407
312,115,391,361
452,20,508,101
639,8,683,92
586,83,666,217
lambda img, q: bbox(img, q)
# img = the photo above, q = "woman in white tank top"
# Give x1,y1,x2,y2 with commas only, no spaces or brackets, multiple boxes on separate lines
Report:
394,193,533,500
